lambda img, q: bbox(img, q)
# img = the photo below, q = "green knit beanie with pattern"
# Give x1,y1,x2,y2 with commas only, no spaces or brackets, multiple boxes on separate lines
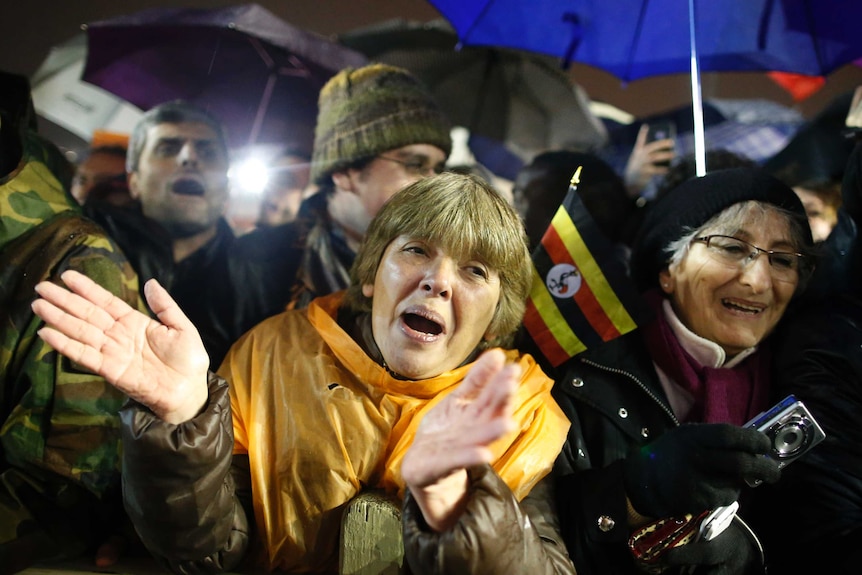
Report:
310,64,452,185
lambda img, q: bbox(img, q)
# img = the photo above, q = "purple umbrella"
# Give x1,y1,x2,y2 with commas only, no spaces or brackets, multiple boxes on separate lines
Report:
428,0,862,175
82,3,368,150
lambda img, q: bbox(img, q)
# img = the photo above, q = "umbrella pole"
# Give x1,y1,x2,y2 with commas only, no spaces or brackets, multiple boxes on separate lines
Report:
688,0,706,176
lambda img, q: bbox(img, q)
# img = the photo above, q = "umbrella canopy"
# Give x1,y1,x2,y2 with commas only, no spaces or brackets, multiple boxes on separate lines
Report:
429,0,862,80
30,34,143,145
429,0,862,174
338,18,608,163
82,3,368,151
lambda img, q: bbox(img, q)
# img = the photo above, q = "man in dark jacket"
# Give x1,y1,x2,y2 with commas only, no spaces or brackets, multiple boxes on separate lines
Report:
0,70,145,573
85,100,235,368
748,139,862,573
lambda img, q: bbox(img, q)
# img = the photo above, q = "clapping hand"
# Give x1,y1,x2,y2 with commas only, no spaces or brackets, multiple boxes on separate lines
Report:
31,270,210,424
402,348,520,531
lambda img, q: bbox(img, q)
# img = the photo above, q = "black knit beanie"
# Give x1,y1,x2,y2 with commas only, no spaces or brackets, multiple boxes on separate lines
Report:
310,64,452,185
630,167,813,293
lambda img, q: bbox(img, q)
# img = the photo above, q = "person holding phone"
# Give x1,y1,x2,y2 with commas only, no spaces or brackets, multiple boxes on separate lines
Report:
623,122,677,199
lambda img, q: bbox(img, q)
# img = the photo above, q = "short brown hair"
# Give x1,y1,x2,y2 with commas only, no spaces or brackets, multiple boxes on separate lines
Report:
345,172,531,348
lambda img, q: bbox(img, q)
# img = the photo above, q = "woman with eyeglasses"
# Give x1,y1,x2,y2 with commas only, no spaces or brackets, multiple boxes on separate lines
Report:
542,168,816,575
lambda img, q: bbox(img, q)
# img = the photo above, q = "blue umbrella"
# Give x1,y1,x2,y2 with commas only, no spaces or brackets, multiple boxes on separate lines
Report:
428,0,862,175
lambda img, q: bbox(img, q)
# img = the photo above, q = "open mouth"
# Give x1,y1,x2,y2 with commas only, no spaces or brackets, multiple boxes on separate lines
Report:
721,299,764,314
403,312,443,335
172,179,206,196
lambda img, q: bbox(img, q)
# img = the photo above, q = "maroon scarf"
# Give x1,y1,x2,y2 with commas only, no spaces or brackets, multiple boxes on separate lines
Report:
641,290,771,425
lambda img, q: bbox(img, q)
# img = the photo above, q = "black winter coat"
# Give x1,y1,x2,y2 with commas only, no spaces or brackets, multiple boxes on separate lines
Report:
551,327,767,575
551,330,678,574
748,293,862,573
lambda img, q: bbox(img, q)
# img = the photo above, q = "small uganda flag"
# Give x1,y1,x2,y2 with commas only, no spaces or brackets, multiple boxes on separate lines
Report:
523,167,646,367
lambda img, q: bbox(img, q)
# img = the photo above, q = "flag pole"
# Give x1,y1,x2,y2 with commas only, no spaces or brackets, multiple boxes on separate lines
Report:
570,165,582,188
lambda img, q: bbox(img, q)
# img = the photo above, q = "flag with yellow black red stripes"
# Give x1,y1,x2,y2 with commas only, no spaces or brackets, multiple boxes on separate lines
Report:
523,168,647,367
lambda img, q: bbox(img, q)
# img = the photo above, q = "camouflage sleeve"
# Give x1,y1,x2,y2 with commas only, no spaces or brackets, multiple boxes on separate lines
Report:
0,212,146,565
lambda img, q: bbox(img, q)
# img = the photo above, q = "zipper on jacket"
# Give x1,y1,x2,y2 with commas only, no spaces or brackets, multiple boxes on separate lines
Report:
580,357,679,425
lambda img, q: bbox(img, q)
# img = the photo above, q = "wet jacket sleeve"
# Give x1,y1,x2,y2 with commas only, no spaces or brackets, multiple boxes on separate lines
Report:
402,465,576,575
119,372,253,574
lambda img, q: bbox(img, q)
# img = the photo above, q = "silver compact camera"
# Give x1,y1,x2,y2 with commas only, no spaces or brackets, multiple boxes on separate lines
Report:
744,394,826,486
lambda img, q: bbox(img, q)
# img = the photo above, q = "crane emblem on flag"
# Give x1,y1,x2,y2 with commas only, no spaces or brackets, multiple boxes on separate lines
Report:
546,263,582,298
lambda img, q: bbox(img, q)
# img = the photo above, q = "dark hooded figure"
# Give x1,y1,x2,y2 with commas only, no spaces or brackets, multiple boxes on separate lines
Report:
749,139,862,574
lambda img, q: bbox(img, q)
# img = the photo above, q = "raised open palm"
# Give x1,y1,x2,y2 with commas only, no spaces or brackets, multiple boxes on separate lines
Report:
32,270,210,424
403,348,519,488
401,348,519,530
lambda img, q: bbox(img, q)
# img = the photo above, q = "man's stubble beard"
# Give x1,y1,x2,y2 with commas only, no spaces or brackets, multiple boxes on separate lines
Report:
160,219,216,239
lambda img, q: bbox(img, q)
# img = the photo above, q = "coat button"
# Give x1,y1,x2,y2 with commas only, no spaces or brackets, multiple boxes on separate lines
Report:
641,427,649,438
571,377,584,387
618,407,628,419
578,448,586,458
597,515,615,532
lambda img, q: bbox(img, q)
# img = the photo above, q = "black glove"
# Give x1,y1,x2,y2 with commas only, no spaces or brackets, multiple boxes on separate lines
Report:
664,518,763,575
624,423,780,518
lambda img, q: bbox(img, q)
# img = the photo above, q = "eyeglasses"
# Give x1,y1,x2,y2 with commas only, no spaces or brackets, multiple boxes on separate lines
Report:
377,155,443,177
692,235,804,282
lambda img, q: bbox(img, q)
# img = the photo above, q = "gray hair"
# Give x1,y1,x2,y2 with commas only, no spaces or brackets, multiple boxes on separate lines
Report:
663,200,816,291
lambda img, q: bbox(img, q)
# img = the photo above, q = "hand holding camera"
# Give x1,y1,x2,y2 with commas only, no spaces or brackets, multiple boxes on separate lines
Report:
742,394,826,486
626,397,826,572
623,423,781,518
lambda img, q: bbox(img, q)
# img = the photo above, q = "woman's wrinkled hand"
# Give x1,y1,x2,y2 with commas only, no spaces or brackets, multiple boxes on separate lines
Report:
31,269,210,424
402,348,520,531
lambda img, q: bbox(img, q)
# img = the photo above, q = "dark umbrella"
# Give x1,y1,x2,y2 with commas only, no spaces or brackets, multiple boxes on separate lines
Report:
338,18,608,163
429,0,862,174
764,89,858,183
82,3,368,150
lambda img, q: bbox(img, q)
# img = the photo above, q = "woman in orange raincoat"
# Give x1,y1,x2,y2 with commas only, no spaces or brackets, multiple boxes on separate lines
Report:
32,172,572,573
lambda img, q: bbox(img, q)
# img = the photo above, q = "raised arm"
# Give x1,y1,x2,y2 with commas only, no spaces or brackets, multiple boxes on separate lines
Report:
34,270,252,572
31,269,209,424
623,123,675,197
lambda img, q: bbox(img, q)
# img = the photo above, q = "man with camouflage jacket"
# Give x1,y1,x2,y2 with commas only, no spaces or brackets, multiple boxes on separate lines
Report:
0,72,144,572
